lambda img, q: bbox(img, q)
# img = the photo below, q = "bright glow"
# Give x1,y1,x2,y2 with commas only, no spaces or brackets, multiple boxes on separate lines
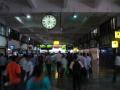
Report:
53,41,59,45
15,17,23,24
55,72,58,79
29,37,31,41
73,14,78,19
112,41,119,48
8,48,11,50
8,28,11,33
73,47,79,52
115,31,120,38
26,14,31,19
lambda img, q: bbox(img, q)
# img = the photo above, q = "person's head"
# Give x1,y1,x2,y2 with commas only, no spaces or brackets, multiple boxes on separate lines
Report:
58,51,61,54
80,53,83,56
11,56,18,62
33,65,43,77
83,53,86,57
87,53,90,56
73,53,78,60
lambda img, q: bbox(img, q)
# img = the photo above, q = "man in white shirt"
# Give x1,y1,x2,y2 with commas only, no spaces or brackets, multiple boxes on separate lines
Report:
23,55,34,81
55,51,62,77
113,53,120,83
86,53,92,79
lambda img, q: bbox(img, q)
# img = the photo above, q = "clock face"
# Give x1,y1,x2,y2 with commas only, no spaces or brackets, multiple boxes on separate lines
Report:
42,15,57,29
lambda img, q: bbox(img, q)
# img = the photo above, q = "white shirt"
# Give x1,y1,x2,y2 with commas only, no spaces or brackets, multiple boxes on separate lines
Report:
23,60,34,76
19,57,27,68
78,56,86,68
55,53,62,62
115,56,120,66
80,56,88,70
86,56,92,68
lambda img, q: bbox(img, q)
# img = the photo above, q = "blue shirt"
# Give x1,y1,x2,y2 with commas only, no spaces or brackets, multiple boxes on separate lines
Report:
26,76,51,90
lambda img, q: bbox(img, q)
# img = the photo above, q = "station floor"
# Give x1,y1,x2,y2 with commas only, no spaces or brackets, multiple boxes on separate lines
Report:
1,74,120,90
51,76,120,90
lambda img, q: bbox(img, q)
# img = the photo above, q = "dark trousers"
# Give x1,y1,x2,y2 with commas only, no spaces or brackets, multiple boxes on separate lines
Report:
0,66,5,88
46,64,51,78
57,62,61,78
113,66,120,83
73,74,81,90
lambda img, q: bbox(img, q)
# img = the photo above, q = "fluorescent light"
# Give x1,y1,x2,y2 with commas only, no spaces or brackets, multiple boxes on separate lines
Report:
29,37,31,41
15,16,23,24
73,14,78,19
26,14,31,19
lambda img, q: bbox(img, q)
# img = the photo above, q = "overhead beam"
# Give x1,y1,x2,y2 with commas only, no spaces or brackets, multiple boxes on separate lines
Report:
26,0,37,8
0,0,120,13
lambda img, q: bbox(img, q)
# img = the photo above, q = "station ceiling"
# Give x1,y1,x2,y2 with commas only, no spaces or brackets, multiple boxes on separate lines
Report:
0,0,120,44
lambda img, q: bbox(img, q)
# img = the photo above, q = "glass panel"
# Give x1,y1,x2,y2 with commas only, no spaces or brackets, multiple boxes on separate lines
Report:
6,27,10,37
0,25,6,36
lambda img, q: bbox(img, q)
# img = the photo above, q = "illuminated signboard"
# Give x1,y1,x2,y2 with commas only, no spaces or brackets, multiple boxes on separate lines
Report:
115,31,120,38
61,45,66,50
112,41,119,48
40,45,46,49
53,41,59,45
47,45,53,49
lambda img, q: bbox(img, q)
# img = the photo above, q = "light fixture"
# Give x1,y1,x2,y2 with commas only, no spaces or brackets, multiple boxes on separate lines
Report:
29,37,31,41
15,16,23,24
112,40,119,48
53,41,59,45
115,31,120,39
73,14,78,19
26,14,31,19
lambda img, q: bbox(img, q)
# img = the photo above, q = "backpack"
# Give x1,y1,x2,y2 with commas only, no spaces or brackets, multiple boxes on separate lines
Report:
72,60,82,75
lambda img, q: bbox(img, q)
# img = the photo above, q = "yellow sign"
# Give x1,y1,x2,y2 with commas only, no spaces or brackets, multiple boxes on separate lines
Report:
112,41,119,48
115,31,120,38
73,48,79,52
53,41,59,45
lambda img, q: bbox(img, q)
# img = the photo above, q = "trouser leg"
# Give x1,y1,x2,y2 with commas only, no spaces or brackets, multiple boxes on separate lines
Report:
113,66,117,83
73,76,77,90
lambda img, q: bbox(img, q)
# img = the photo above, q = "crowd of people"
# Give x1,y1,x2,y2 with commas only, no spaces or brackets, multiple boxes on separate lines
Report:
0,51,93,90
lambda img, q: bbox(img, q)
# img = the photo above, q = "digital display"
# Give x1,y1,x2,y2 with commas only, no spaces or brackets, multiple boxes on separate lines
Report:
47,45,53,49
40,45,46,49
61,45,66,50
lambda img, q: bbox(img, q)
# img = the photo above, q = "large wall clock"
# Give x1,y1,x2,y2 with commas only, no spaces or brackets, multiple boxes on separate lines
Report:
42,15,57,29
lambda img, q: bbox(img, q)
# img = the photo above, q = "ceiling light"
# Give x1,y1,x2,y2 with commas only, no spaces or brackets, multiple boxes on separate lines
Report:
15,16,23,24
29,37,31,41
73,14,78,19
26,14,31,19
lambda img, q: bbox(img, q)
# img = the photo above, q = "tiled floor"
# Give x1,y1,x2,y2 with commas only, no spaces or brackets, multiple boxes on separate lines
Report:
1,76,120,90
52,77,120,90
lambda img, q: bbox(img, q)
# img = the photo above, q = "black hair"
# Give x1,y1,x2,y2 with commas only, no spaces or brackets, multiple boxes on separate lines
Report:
83,53,86,56
73,53,78,60
12,56,18,61
80,53,83,56
33,65,43,77
87,53,90,56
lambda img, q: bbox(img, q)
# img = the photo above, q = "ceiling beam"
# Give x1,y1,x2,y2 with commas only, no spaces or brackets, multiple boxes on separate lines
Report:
26,0,37,8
